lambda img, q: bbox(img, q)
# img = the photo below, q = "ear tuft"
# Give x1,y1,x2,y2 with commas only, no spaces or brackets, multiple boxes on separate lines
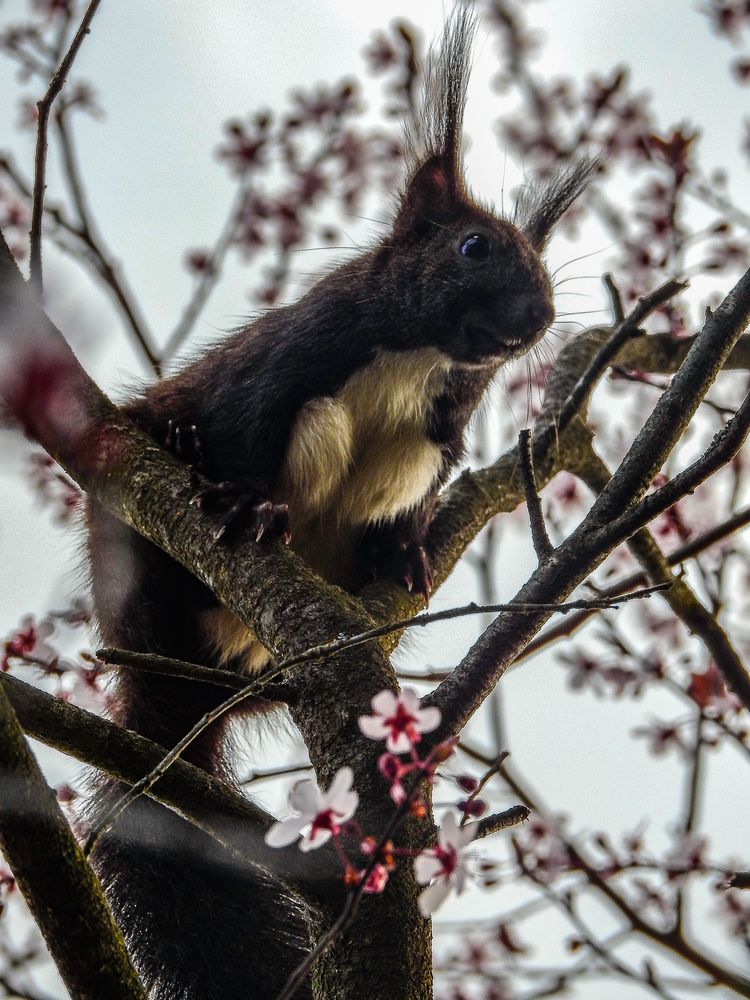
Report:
514,156,601,250
400,7,476,222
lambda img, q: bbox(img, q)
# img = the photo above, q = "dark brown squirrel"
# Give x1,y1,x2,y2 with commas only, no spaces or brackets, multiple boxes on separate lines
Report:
83,12,595,1000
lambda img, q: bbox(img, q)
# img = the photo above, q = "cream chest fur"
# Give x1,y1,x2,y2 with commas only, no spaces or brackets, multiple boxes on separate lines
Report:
200,348,451,672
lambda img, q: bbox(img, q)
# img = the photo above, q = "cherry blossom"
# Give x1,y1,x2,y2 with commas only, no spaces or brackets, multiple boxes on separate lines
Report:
358,687,441,754
414,812,476,916
357,863,390,894
265,767,358,852
2,614,56,671
378,751,408,803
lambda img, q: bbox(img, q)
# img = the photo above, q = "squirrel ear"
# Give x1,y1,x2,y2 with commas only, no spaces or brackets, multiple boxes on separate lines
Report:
395,154,460,232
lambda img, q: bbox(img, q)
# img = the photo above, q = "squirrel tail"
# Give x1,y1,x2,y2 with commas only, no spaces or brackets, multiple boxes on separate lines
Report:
83,502,311,999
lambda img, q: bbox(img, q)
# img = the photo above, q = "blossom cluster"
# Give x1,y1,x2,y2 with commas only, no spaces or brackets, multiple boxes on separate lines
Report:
2,606,105,712
265,687,480,916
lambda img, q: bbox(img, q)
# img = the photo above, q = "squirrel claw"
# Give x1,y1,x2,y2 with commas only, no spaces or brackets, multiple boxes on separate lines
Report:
366,541,432,604
405,544,432,604
165,419,203,470
192,483,291,546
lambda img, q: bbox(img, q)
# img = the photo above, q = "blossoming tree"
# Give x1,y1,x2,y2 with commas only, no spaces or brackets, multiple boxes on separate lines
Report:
1,2,750,999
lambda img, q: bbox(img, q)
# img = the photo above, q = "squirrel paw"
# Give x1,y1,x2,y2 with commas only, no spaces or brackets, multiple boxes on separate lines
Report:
190,480,291,545
369,542,433,602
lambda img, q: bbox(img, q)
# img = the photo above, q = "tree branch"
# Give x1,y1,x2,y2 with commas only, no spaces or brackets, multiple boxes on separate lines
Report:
519,427,554,560
424,267,750,739
517,505,750,664
0,672,334,900
29,0,102,293
0,680,146,999
573,447,750,709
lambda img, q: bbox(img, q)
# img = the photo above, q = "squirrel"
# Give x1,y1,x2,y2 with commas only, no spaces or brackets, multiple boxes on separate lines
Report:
82,11,595,1000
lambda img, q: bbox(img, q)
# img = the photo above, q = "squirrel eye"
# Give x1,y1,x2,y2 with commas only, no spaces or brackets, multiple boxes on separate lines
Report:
459,233,490,260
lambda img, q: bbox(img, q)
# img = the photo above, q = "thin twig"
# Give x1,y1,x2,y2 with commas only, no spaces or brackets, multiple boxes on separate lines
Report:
517,505,750,664
460,743,750,998
676,714,704,929
475,804,529,840
459,751,509,826
510,835,684,1000
545,277,687,439
606,387,750,545
241,762,313,786
28,0,102,292
603,271,625,323
162,181,252,360
83,582,670,857
274,765,432,1000
97,583,670,691
519,428,554,560
54,110,161,374
97,647,249,689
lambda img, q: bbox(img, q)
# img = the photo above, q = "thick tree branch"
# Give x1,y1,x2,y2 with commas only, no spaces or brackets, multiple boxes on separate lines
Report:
0,681,146,1000
0,672,334,900
0,229,428,999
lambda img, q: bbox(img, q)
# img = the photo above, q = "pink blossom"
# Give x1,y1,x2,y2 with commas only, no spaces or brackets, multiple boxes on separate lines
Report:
2,615,56,671
360,863,390,894
58,667,105,713
378,752,408,803
358,688,441,754
265,767,358,852
414,812,476,916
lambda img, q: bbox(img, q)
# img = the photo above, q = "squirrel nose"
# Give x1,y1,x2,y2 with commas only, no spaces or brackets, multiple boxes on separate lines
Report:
505,294,554,339
528,296,555,335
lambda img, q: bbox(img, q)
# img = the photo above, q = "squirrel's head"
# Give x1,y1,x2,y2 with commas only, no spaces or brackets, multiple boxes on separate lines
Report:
383,9,597,368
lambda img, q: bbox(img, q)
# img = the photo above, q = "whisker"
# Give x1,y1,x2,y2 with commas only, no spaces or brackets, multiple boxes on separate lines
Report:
348,213,389,227
555,308,609,317
550,242,618,281
285,245,362,253
554,273,602,287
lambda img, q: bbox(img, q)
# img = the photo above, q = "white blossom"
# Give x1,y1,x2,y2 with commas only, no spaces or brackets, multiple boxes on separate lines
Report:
414,812,476,916
265,767,358,852
358,687,441,753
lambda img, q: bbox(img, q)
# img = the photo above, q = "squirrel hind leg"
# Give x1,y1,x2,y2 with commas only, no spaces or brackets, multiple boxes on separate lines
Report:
87,786,312,1000
85,499,310,997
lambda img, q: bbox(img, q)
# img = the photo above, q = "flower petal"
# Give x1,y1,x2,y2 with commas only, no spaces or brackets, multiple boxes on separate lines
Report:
400,687,420,712
386,731,414,755
438,812,460,849
338,791,359,822
325,766,354,806
414,851,443,884
415,706,441,734
457,822,477,849
371,690,398,716
453,859,468,894
265,815,308,848
418,878,452,916
358,715,390,740
289,779,322,816
300,826,332,852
